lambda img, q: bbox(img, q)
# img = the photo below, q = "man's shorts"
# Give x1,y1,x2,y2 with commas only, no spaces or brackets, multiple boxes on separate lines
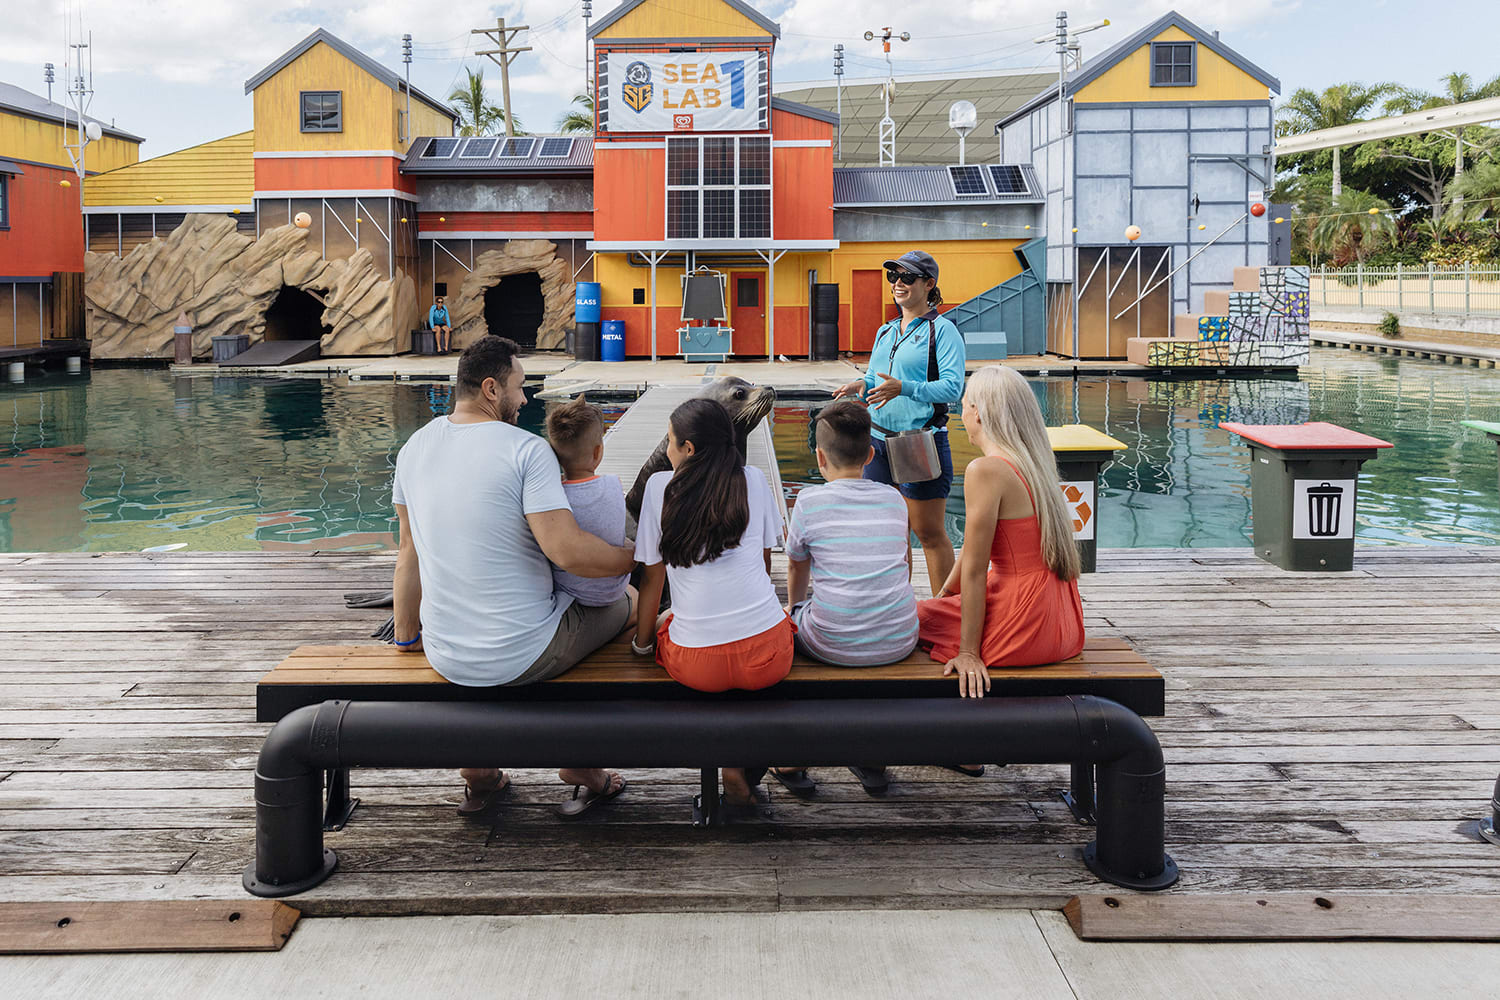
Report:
503,593,632,686
864,429,954,501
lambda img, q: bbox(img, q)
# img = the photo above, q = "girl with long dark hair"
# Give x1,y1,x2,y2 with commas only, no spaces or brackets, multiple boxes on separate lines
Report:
632,397,791,804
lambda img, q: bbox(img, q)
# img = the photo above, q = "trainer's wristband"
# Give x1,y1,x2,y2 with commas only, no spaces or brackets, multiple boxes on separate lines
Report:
394,631,421,647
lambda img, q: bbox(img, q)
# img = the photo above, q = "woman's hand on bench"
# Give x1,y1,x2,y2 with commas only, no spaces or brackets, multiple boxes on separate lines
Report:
943,650,991,698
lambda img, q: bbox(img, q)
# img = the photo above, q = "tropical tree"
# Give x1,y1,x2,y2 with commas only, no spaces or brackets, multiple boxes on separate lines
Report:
1386,72,1500,184
1446,161,1500,226
448,68,524,137
556,92,594,134
1310,189,1397,264
1277,82,1399,198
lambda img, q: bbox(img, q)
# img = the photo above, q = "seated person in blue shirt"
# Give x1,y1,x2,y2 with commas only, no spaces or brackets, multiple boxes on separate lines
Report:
428,296,453,354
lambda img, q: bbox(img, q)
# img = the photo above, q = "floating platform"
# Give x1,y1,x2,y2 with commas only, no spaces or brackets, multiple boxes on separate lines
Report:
218,339,321,368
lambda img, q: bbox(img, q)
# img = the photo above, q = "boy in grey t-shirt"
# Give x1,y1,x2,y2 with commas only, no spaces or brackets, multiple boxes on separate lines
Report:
545,396,631,607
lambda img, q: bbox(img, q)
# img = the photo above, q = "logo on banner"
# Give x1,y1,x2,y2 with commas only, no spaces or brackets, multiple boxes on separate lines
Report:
672,114,694,130
622,61,653,113
1061,481,1095,541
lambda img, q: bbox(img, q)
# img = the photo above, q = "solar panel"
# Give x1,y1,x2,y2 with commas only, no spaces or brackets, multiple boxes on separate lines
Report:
460,137,498,158
421,137,460,158
499,137,536,158
538,137,574,158
947,164,989,197
987,164,1028,194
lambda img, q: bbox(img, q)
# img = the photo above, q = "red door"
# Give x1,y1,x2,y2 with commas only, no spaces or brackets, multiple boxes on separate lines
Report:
730,271,766,357
851,268,885,353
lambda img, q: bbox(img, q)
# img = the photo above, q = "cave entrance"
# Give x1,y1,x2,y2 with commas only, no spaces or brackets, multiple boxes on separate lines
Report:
483,272,544,349
264,285,331,342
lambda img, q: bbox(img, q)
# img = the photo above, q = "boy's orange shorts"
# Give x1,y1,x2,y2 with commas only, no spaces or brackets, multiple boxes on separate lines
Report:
656,614,795,693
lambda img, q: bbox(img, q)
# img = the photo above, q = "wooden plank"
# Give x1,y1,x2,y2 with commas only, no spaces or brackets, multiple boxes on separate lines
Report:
0,900,299,953
1063,893,1500,941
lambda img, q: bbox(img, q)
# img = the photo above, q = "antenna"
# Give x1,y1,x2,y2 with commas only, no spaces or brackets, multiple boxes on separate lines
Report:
833,44,844,163
862,27,910,166
62,5,97,210
948,100,977,165
582,1,593,99
400,34,412,145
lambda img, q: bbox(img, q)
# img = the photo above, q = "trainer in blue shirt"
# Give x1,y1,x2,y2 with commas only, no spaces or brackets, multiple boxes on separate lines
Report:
428,296,453,354
832,249,965,594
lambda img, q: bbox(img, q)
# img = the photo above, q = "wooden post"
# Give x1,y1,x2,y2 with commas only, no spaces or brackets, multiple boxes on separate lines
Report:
473,18,531,138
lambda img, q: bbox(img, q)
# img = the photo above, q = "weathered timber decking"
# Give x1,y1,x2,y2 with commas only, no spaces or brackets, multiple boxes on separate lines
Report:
1,546,1498,916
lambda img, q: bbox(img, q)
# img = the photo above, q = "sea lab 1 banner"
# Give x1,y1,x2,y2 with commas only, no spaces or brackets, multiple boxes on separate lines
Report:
604,51,763,132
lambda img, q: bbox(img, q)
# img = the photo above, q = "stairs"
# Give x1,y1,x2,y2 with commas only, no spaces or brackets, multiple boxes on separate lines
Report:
944,237,1047,359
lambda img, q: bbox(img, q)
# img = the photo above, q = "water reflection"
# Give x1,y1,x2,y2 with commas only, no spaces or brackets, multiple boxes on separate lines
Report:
1,349,1498,553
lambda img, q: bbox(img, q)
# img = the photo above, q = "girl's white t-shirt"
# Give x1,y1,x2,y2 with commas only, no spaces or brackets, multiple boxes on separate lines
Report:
634,466,785,648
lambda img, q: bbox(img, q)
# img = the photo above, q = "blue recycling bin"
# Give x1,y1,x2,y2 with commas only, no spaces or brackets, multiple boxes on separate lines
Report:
574,282,601,323
601,320,626,362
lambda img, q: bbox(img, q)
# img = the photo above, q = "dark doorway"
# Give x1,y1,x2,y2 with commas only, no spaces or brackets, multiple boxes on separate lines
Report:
484,272,545,348
264,285,331,342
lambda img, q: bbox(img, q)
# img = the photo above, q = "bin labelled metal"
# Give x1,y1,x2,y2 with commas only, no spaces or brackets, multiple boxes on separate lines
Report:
1220,421,1393,572
1461,420,1500,494
1047,425,1126,574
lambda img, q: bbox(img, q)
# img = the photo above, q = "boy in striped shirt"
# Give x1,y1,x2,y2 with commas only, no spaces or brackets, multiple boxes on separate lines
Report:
786,400,919,666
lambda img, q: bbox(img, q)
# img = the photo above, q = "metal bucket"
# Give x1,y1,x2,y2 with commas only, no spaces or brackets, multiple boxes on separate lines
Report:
885,429,942,485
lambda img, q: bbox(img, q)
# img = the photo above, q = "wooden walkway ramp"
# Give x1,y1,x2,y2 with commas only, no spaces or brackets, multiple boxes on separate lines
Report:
3,546,1500,917
598,381,788,523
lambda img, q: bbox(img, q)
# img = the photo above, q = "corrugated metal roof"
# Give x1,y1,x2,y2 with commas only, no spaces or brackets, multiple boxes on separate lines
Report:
0,81,144,143
832,164,1042,207
400,134,594,175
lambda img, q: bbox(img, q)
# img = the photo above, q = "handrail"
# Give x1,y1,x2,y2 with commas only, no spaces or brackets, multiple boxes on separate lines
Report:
1113,213,1248,320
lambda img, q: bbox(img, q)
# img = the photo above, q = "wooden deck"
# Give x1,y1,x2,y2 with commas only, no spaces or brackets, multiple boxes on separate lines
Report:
2,546,1499,916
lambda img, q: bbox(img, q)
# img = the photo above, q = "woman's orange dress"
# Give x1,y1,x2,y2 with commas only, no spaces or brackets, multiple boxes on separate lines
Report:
916,461,1086,666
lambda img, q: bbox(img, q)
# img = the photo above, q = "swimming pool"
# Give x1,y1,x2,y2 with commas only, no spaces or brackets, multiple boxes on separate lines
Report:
2,349,1498,553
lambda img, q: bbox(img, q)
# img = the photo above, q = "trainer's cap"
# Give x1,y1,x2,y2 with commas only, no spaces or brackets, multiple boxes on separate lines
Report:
881,249,938,281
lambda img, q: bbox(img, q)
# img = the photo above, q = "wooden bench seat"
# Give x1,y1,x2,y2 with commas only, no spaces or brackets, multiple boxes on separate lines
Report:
256,636,1162,722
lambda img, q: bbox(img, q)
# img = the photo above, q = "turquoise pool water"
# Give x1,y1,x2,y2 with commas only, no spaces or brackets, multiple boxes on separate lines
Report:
2,349,1498,553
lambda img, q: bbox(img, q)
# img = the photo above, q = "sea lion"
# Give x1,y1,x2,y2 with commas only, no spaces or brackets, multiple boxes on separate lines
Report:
624,376,777,522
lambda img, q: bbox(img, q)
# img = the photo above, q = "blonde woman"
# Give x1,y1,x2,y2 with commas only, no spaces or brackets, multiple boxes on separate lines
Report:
918,365,1085,701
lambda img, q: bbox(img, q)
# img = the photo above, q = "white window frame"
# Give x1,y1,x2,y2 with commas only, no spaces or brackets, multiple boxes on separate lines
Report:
664,134,773,241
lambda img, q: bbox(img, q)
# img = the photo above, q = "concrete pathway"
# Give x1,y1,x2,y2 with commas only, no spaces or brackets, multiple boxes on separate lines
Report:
6,910,1498,1000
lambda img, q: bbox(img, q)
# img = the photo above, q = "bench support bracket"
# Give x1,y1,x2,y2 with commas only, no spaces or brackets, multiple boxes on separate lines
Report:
691,768,720,827
323,768,359,831
1061,762,1096,824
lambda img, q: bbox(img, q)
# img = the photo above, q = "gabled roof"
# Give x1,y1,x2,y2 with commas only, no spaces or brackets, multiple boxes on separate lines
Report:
0,81,144,142
243,28,459,122
770,96,837,126
587,0,780,39
995,9,1280,130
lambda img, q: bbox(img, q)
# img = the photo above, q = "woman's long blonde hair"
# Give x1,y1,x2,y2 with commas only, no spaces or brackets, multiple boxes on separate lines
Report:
963,365,1081,581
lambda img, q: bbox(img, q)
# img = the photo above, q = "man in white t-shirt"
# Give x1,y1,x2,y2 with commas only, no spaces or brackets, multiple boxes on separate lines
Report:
391,335,637,818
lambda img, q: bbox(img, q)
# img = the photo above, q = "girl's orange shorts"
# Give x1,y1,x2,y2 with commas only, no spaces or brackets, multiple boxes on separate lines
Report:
656,614,795,693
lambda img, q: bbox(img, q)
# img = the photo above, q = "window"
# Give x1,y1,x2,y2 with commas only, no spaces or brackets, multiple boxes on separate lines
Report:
665,136,773,241
1151,42,1195,86
736,277,759,308
300,91,342,132
0,175,9,230
633,288,646,304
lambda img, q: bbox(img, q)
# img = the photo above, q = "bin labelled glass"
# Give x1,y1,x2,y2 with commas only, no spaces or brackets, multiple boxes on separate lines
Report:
1047,424,1127,574
1220,421,1393,572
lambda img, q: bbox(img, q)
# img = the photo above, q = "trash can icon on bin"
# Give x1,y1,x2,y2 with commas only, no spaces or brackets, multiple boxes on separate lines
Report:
1305,482,1344,537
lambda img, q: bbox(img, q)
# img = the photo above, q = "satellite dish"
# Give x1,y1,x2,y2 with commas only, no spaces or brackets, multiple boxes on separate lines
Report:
84,121,102,142
948,100,977,137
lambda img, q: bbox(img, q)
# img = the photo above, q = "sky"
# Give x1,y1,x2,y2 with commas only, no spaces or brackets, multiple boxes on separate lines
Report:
4,0,1499,158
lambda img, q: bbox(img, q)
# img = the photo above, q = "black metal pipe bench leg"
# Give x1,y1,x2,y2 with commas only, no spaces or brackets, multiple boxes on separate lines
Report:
1062,762,1096,825
323,768,358,831
692,768,720,827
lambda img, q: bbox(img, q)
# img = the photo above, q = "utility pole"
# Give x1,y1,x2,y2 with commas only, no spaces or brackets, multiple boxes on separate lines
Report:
472,17,531,137
833,44,844,163
863,27,909,166
582,1,593,100
1054,11,1068,136
400,34,412,146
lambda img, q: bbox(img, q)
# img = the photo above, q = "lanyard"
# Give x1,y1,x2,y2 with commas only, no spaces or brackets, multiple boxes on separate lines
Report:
885,317,930,369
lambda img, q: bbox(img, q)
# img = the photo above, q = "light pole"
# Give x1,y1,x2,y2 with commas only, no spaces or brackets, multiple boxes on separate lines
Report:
400,35,412,145
833,44,844,163
863,27,909,166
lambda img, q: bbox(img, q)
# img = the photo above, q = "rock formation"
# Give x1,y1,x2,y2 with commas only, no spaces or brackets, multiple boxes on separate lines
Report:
85,214,417,359
447,239,574,351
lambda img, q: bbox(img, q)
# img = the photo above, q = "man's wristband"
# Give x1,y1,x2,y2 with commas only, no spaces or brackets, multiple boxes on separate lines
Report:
394,631,421,647
630,637,656,656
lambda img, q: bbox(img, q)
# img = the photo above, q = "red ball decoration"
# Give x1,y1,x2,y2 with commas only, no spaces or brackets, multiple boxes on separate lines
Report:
1250,202,1266,217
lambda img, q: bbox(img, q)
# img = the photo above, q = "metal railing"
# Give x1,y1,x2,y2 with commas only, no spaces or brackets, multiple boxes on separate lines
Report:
1311,263,1500,316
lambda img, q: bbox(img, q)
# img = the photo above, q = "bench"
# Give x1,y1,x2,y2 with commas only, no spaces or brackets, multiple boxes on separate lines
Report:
244,637,1175,898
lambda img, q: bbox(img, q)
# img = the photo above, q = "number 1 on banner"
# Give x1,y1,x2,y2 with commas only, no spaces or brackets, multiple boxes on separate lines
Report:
721,61,745,109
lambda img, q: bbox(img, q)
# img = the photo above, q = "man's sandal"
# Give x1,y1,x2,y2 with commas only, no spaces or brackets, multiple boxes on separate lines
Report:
556,772,628,819
457,772,511,817
770,768,817,798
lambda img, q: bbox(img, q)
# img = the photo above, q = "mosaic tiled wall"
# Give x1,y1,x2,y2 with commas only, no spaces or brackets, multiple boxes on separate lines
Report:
1147,266,1310,366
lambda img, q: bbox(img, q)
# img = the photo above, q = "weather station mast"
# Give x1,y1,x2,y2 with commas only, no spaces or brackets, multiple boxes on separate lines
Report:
863,27,909,166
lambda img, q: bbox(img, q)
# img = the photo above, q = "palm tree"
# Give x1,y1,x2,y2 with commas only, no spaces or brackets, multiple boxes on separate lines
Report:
1446,161,1500,226
556,92,594,134
448,68,524,137
1278,82,1399,198
1386,72,1500,195
1310,189,1397,265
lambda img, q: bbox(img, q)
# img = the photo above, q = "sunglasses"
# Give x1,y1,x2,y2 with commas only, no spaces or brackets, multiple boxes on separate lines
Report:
886,270,925,285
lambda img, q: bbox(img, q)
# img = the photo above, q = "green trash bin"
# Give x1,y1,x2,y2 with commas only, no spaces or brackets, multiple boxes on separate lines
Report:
1461,420,1500,494
1220,421,1393,572
1047,425,1126,574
